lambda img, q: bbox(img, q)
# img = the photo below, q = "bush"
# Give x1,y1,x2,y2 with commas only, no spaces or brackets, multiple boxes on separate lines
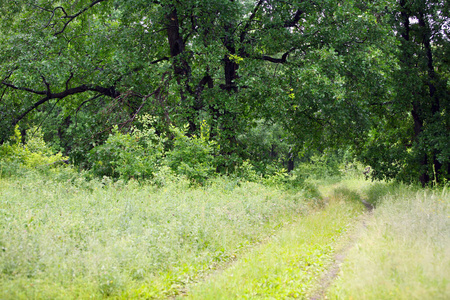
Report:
164,123,217,184
88,118,165,180
234,160,260,182
293,150,343,180
0,126,68,177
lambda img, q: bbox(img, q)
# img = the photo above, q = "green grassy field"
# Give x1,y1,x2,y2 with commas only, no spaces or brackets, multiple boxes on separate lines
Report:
0,172,311,299
1,171,449,299
327,184,450,300
185,195,364,299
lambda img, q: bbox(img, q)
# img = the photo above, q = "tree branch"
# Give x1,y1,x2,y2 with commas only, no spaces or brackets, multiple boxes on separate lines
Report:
73,94,102,129
66,72,74,90
51,0,108,36
260,48,296,63
12,83,120,127
150,57,170,64
1,82,47,95
41,75,51,96
0,86,7,104
284,9,304,28
240,0,265,43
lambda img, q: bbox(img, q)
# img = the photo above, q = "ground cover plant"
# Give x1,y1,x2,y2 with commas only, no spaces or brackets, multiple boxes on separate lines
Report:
327,184,450,299
0,171,311,299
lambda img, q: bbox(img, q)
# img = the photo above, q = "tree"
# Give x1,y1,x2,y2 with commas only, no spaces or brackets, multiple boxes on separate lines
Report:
2,0,447,184
0,1,372,160
357,0,450,185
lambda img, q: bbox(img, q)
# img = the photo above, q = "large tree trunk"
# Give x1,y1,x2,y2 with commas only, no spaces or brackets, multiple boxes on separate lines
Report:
418,12,443,183
400,0,430,186
166,8,189,77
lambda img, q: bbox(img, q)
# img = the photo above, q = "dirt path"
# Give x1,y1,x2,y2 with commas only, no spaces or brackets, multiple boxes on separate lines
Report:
309,200,374,300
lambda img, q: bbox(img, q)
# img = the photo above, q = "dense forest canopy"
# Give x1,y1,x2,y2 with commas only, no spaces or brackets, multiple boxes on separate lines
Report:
0,0,449,185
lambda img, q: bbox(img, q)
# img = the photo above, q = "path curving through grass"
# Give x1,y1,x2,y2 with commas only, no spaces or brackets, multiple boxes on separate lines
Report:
183,184,366,299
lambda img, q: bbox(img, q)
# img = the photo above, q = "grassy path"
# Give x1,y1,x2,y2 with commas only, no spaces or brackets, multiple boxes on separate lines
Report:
309,207,372,299
326,184,450,299
183,186,365,299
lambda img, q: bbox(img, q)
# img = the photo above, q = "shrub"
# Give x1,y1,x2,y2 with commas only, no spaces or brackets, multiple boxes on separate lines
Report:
234,160,260,182
88,119,165,180
0,126,68,176
164,122,217,184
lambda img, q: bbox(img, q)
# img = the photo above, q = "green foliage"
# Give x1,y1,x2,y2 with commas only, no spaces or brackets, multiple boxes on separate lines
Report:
164,122,217,184
0,126,68,177
238,120,295,174
88,116,165,180
233,160,260,182
0,0,448,184
293,150,344,182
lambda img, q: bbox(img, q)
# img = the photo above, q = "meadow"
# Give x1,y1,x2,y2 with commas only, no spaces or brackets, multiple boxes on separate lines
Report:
0,168,449,299
0,170,311,299
327,183,450,299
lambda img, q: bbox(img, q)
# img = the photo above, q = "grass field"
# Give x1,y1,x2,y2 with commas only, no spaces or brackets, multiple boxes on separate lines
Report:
185,194,364,299
327,183,450,300
1,170,449,299
0,172,311,299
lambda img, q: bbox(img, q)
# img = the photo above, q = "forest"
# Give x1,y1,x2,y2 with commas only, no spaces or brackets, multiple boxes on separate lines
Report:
0,0,449,299
0,0,449,184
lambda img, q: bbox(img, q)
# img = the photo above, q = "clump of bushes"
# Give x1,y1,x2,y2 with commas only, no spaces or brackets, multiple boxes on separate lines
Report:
87,116,217,184
164,123,217,184
87,124,165,181
0,126,68,177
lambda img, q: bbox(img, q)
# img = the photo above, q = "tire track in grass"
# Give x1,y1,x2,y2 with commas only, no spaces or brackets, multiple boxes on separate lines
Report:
309,199,374,300
181,196,364,299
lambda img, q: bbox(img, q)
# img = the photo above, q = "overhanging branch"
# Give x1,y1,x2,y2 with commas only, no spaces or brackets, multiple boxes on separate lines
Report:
260,48,296,64
240,0,265,43
11,83,120,127
41,0,108,36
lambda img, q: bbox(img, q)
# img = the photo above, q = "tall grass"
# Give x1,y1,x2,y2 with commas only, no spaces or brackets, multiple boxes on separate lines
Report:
328,184,450,299
0,172,310,299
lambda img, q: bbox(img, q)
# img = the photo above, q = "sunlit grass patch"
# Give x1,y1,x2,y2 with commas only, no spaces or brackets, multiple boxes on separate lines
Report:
185,197,363,299
327,185,450,300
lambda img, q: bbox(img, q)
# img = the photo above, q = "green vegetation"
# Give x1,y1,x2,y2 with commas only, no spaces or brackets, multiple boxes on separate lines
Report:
0,0,448,185
0,172,311,299
0,0,449,298
0,155,449,299
328,184,450,300
186,194,364,299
